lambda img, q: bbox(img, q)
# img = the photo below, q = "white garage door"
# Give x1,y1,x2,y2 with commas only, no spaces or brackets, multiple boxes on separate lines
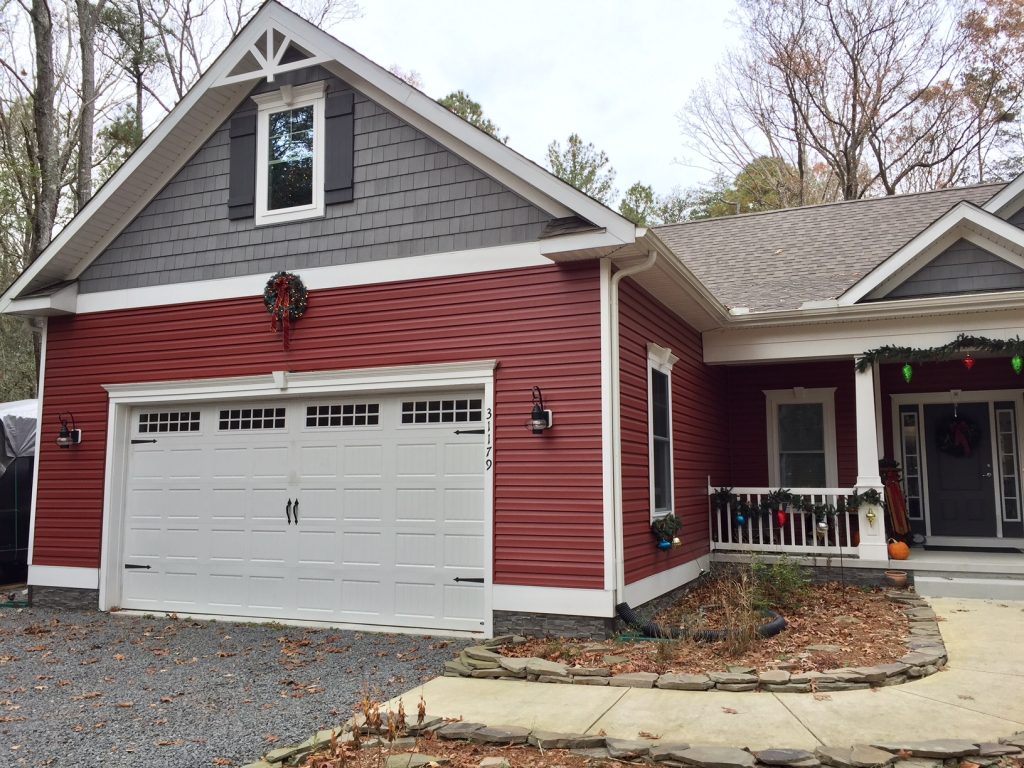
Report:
119,392,487,633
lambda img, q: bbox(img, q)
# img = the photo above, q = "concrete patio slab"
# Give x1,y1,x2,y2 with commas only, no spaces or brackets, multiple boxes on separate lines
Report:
586,688,820,749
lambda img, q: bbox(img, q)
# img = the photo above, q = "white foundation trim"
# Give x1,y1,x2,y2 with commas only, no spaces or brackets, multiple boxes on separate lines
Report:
98,360,498,638
29,565,99,590
491,585,614,618
622,555,710,608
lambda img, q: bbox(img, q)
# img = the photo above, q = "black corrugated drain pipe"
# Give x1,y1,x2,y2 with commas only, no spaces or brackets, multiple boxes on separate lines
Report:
615,602,786,642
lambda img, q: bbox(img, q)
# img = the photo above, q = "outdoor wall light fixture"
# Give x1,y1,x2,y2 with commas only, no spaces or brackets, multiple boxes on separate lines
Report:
56,413,82,448
527,386,553,435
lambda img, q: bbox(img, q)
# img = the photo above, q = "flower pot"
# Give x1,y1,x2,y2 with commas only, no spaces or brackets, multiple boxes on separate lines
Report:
884,570,908,588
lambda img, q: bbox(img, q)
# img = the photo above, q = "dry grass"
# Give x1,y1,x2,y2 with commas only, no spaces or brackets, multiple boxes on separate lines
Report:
503,580,912,675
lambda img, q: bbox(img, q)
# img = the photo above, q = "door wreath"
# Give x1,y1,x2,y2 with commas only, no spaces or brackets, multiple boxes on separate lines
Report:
935,414,980,458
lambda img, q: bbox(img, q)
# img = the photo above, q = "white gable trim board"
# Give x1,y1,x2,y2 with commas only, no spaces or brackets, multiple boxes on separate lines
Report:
99,361,499,636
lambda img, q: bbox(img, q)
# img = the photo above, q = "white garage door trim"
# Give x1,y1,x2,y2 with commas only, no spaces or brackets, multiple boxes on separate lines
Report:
99,360,497,637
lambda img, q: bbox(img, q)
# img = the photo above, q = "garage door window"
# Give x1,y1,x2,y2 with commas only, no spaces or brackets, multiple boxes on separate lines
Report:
306,403,380,427
401,398,482,424
218,407,286,430
138,411,200,433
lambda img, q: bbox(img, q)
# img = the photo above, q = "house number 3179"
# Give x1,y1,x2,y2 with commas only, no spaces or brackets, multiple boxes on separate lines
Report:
485,407,493,471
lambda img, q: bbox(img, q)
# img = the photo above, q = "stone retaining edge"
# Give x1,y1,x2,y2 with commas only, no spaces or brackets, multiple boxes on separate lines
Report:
443,591,946,693
244,716,1024,768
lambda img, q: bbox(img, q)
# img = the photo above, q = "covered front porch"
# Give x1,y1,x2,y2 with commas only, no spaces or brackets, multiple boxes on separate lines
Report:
702,332,1024,576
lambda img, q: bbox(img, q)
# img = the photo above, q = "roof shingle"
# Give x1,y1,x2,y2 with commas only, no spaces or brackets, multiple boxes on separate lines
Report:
653,183,1005,312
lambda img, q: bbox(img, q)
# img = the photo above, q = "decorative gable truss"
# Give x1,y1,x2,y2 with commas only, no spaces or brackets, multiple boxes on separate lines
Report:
216,27,328,86
838,201,1024,305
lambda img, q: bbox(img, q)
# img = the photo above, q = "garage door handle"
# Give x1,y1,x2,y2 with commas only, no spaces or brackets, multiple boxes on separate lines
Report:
285,499,292,525
292,500,299,524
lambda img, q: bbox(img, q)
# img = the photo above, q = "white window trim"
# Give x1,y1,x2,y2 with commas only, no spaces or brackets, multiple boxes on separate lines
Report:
252,81,326,226
648,342,679,519
764,387,838,488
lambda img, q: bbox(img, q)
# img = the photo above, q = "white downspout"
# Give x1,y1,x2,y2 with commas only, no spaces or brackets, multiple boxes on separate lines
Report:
603,250,658,604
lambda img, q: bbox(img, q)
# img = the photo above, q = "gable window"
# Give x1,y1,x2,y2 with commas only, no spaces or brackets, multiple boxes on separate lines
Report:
252,82,325,225
765,388,838,488
648,343,679,516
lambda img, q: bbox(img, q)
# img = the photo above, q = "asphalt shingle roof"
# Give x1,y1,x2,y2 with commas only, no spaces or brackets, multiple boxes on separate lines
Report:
653,183,1006,312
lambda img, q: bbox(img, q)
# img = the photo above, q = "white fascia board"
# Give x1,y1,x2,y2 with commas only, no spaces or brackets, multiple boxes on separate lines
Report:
262,4,636,244
2,283,79,316
703,306,1024,364
983,173,1024,216
839,202,1024,305
72,242,550,315
102,360,499,404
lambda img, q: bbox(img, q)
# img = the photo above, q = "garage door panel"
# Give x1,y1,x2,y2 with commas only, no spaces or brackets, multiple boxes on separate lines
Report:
444,534,484,568
443,488,484,522
343,444,384,476
121,393,487,632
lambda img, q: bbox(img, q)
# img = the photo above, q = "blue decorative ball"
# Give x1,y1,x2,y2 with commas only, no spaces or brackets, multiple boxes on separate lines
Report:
657,539,672,550
736,514,746,525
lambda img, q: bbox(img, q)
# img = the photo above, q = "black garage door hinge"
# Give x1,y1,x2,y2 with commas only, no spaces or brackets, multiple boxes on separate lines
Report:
124,564,152,570
130,439,158,444
453,429,484,435
453,577,484,583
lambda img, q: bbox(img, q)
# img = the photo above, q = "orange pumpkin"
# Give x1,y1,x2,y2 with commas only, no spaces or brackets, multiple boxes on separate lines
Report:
888,539,910,560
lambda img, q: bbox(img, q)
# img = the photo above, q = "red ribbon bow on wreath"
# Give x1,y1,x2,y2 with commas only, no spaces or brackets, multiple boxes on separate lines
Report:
263,271,308,350
270,275,292,347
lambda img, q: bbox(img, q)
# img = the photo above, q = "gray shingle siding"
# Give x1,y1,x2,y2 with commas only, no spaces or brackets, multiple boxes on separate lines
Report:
79,69,551,293
884,238,1024,299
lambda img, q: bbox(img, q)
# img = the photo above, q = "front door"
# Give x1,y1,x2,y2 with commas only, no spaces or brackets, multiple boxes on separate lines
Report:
924,402,996,537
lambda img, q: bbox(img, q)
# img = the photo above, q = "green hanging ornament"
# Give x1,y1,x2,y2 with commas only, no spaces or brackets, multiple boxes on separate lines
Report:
1013,354,1023,375
902,362,913,384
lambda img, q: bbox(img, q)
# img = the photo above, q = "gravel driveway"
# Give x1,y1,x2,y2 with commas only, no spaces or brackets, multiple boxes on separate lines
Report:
0,606,464,767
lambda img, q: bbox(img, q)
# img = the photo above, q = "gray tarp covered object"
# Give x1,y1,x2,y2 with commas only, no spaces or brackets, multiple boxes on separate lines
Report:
0,400,37,478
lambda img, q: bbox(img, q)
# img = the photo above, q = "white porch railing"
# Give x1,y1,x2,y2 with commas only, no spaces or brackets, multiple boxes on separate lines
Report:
708,483,861,557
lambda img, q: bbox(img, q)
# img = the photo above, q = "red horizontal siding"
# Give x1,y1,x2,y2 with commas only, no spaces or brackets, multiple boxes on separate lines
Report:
618,281,730,585
723,360,858,487
879,358,1024,454
35,263,605,589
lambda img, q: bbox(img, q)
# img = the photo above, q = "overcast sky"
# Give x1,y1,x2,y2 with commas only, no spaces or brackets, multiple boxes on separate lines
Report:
335,1,741,202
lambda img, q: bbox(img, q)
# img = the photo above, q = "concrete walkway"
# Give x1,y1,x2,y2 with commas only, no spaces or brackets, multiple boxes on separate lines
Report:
392,598,1024,749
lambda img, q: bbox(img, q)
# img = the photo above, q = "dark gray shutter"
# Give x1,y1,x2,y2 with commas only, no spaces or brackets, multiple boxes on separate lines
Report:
227,114,256,220
324,92,354,204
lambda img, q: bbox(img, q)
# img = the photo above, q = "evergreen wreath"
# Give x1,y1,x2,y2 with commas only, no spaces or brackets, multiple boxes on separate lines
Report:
263,271,309,324
936,414,981,458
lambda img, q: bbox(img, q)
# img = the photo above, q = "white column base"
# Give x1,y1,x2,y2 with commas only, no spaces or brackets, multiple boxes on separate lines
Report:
856,502,888,561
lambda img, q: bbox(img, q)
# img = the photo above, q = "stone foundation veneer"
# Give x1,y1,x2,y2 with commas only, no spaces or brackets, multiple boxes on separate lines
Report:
29,586,99,610
493,610,616,640
451,592,945,693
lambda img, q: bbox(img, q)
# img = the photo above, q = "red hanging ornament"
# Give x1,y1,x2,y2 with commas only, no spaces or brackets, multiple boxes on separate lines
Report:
962,353,975,371
776,509,788,528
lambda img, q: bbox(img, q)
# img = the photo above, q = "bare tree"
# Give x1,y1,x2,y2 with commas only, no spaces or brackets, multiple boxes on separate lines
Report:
681,0,1024,202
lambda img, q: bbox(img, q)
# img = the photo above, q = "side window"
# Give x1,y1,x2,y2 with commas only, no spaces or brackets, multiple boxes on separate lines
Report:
648,343,679,517
765,388,838,488
252,82,325,225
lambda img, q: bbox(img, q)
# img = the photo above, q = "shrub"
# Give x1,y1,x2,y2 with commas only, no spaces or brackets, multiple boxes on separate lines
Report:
751,555,810,611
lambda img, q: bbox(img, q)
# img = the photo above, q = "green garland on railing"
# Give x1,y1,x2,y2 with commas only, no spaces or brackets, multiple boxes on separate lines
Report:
855,334,1024,373
713,486,884,522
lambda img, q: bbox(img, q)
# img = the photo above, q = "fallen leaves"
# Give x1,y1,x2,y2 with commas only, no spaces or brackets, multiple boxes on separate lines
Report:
720,707,739,714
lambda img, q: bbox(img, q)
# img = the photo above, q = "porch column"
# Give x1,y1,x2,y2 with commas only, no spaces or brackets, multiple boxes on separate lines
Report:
854,359,887,562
